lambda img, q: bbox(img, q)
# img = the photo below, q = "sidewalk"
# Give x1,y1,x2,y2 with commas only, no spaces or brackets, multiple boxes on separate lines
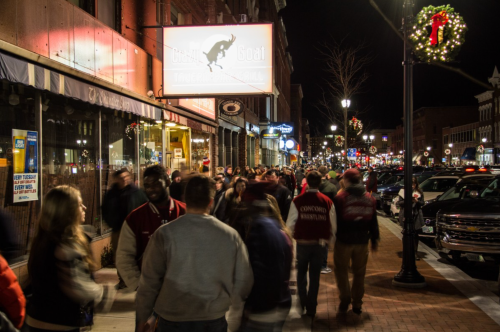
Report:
93,215,500,331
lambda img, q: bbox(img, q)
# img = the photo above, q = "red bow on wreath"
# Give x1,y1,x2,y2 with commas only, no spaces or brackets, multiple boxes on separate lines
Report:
430,10,449,46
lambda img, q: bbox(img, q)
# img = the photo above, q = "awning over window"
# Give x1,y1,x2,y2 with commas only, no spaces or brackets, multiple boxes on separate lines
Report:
0,51,161,120
461,147,476,160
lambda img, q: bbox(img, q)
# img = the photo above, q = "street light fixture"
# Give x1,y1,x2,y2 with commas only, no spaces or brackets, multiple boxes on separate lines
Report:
482,138,487,165
331,125,337,131
363,134,375,167
341,99,350,168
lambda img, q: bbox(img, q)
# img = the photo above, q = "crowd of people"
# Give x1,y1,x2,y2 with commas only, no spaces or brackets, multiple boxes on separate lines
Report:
0,162,380,332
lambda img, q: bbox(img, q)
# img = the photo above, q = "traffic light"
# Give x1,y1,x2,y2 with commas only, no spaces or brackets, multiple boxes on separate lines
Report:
365,156,369,162
356,152,360,157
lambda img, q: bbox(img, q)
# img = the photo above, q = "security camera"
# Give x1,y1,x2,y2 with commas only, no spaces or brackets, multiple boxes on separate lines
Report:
147,90,155,100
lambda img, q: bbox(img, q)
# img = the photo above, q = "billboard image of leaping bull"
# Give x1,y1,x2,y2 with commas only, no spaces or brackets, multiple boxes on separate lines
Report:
163,23,273,97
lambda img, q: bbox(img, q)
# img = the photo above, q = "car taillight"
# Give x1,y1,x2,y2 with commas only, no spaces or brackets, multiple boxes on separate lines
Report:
465,168,475,172
479,168,487,172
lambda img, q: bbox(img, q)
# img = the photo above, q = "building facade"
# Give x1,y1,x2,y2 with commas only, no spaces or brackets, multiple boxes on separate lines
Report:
0,0,293,267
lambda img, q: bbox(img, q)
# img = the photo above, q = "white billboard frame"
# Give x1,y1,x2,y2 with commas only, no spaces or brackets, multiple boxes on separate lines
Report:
162,23,274,98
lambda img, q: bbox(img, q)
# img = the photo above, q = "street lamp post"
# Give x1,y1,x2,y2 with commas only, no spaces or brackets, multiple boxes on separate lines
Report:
331,125,337,166
363,134,375,167
341,99,351,169
426,146,431,167
448,143,453,166
393,0,426,288
482,138,487,165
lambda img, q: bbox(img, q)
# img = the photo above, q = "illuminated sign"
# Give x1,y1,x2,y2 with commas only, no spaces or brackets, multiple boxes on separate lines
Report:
163,24,273,97
286,140,295,149
178,98,216,120
270,122,294,136
261,129,281,139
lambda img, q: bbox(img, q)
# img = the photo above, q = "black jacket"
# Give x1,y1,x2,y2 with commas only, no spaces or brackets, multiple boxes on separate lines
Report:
102,184,148,231
266,184,292,221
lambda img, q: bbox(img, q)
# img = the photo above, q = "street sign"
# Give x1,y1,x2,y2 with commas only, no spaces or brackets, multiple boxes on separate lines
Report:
347,148,357,158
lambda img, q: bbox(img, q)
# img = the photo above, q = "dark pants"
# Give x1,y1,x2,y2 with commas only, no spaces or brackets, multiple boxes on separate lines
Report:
322,245,329,269
156,316,227,332
296,244,323,315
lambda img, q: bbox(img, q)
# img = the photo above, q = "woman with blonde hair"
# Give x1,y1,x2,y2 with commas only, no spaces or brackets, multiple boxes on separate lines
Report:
27,186,115,332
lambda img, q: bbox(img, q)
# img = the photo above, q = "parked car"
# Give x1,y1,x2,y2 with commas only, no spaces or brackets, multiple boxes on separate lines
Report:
417,178,493,238
386,171,493,217
381,171,438,215
435,175,500,262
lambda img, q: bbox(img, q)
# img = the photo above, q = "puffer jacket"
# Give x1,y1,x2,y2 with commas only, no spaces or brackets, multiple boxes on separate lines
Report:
0,255,25,329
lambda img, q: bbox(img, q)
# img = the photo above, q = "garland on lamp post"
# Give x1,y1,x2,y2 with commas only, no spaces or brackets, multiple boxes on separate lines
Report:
348,117,363,136
334,135,345,147
411,5,467,63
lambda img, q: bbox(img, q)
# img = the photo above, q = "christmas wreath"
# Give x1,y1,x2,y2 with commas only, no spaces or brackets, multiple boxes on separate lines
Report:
334,135,345,147
411,5,467,63
477,145,484,153
349,117,363,136
81,149,89,158
125,122,141,139
369,146,377,154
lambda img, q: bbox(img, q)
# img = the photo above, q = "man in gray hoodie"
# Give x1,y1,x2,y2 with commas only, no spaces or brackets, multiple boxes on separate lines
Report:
136,175,253,332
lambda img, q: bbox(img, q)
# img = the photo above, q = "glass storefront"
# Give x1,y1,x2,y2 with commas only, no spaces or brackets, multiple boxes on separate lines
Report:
166,123,191,172
191,130,211,172
42,93,101,231
1,82,215,262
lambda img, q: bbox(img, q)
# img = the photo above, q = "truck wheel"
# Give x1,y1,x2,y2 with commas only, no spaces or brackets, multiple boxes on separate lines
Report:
451,251,462,264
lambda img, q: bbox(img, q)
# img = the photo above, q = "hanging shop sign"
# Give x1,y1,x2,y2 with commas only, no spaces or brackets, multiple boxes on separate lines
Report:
163,23,273,97
12,129,38,203
269,122,294,136
218,99,244,116
260,129,281,139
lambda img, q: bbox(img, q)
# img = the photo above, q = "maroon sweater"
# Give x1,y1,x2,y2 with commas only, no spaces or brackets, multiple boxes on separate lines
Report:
125,199,186,266
292,191,333,241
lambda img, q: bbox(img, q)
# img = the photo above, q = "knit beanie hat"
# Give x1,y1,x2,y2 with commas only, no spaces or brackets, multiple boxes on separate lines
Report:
328,170,337,179
203,156,210,165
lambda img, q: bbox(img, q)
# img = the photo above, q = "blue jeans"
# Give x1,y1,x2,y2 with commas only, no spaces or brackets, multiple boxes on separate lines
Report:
156,316,227,332
296,244,323,315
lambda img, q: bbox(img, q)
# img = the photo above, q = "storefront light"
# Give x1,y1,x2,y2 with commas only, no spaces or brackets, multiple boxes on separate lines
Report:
109,145,113,148
166,122,176,127
179,126,188,130
156,120,163,124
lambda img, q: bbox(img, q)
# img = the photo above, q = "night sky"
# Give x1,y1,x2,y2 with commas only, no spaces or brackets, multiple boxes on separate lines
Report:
281,0,500,134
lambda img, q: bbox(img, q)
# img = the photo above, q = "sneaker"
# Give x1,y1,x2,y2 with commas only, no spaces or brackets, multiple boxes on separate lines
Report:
352,307,362,315
321,267,332,274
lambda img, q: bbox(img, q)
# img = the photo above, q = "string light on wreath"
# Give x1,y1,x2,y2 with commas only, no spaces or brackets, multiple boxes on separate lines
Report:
411,5,467,62
369,146,377,154
334,135,345,147
445,148,451,155
81,149,89,158
477,145,485,153
125,122,141,140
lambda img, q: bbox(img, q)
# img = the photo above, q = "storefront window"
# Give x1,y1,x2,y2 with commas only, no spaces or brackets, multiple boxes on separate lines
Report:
166,124,190,172
0,84,38,261
100,110,138,233
42,94,100,232
191,130,210,172
139,119,163,179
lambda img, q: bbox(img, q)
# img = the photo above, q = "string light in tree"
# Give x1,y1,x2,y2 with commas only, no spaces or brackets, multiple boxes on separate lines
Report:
411,5,467,63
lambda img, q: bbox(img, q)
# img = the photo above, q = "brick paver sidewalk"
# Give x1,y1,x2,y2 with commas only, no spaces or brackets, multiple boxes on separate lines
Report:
94,216,500,332
300,217,500,332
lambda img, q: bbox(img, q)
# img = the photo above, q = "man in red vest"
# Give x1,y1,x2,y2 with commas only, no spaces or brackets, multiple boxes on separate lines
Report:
333,168,379,315
116,165,186,291
286,171,336,318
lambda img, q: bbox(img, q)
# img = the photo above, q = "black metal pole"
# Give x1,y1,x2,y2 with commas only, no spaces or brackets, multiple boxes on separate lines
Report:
393,0,426,288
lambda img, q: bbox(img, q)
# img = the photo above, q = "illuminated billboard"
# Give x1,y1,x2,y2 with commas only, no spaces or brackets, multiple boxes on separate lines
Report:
163,24,273,97
178,98,216,120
